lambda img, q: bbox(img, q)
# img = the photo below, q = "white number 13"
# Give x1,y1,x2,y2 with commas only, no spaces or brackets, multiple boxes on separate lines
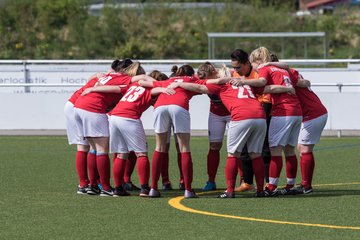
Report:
121,86,145,102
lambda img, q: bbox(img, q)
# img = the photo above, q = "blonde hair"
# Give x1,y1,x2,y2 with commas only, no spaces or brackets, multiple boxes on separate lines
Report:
123,62,145,76
249,47,271,64
197,61,216,79
217,64,231,78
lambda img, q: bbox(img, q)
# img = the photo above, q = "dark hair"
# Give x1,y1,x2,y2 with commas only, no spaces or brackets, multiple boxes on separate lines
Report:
270,53,279,62
170,65,178,77
175,64,195,77
136,66,146,75
149,70,169,81
230,49,249,64
111,58,133,72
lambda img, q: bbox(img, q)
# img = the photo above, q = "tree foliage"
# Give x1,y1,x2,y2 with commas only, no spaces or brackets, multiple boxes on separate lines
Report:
0,0,358,59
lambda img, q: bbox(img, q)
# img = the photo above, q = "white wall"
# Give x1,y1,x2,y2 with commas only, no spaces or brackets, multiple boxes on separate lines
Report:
0,62,359,131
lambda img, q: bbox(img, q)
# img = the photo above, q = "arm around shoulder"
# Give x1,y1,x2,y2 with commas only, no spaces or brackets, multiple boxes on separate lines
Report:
296,79,311,88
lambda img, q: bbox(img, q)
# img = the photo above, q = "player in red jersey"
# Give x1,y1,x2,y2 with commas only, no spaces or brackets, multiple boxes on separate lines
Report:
236,47,305,196
137,65,203,198
195,62,231,191
167,67,268,198
263,54,328,194
64,72,104,194
82,75,173,197
110,82,174,197
64,59,133,194
74,62,151,197
230,48,272,193
147,70,178,191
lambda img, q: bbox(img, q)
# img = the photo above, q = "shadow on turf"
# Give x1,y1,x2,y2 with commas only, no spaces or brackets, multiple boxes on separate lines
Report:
141,188,360,199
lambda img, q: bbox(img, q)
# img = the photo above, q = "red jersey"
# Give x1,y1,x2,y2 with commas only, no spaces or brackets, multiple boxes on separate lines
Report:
153,76,200,111
207,93,231,116
232,69,271,104
290,69,327,122
74,72,132,113
68,78,98,104
197,79,230,116
206,83,265,121
258,66,302,117
110,83,154,119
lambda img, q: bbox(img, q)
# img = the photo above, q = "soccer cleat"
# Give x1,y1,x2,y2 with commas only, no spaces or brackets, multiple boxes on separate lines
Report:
113,186,130,197
217,191,235,198
139,185,150,197
149,188,161,198
184,190,198,199
263,187,278,197
162,182,173,191
77,185,88,195
100,188,114,197
122,181,141,191
86,185,101,195
296,185,313,194
254,190,267,197
98,183,103,190
278,187,297,196
234,182,255,192
202,181,217,191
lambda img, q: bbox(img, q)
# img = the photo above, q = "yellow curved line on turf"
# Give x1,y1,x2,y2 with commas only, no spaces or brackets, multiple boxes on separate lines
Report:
168,183,360,231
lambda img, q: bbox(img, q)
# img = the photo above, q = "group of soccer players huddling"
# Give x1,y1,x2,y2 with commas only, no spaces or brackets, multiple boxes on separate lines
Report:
64,46,327,199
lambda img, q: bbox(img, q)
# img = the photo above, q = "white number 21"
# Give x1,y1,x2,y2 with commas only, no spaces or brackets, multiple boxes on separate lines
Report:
232,85,256,99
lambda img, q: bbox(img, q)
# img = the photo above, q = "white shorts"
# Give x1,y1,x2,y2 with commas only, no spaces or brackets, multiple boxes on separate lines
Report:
269,116,302,147
154,105,190,134
64,101,89,145
74,107,109,138
298,113,328,145
227,119,267,154
208,112,230,142
109,116,147,153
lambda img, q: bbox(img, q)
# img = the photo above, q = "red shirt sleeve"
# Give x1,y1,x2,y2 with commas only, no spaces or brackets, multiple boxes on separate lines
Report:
258,67,272,84
195,79,207,85
289,69,299,86
205,83,222,95
153,81,168,88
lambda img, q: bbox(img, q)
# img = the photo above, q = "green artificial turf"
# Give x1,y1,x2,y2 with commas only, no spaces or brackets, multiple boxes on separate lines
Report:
0,136,359,240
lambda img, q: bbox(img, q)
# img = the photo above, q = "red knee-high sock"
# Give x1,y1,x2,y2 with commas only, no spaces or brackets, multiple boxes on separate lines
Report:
113,157,127,188
76,151,89,187
137,156,150,186
181,152,193,191
124,151,137,183
300,152,315,189
268,156,283,191
251,156,265,192
96,154,111,190
285,155,298,188
207,149,220,182
225,156,238,193
87,151,98,187
237,160,243,184
161,152,170,183
151,151,164,190
177,152,183,182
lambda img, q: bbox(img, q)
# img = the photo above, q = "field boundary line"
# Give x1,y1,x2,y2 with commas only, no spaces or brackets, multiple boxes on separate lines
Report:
168,183,360,230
